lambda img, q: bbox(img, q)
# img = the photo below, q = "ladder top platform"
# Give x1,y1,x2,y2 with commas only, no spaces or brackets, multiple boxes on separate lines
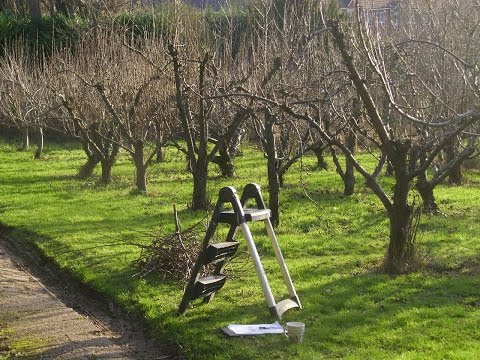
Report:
219,208,271,225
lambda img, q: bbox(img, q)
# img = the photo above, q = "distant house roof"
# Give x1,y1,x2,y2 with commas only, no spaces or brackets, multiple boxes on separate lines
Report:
186,0,224,8
141,0,227,9
338,0,400,10
338,0,354,7
359,0,399,10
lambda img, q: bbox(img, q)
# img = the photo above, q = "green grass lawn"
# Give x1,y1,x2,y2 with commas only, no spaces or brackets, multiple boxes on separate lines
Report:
0,139,479,359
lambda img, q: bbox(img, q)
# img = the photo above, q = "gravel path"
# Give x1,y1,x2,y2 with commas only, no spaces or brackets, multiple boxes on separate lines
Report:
0,233,181,360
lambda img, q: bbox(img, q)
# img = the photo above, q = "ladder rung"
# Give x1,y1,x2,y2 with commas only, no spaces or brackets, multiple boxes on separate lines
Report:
219,208,271,225
192,275,227,299
204,242,239,264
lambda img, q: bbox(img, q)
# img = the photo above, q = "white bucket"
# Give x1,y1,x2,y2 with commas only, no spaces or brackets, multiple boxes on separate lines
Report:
286,322,305,343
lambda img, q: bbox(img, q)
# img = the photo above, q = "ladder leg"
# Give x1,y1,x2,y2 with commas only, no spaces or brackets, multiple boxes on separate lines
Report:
178,259,204,314
239,222,277,313
264,218,301,307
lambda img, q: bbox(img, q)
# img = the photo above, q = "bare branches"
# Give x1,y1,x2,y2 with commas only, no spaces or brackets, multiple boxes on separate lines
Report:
397,38,473,69
328,20,392,149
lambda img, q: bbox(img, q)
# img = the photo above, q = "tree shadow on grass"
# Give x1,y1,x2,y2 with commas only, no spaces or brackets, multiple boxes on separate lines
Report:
0,173,78,187
289,262,480,352
159,253,480,358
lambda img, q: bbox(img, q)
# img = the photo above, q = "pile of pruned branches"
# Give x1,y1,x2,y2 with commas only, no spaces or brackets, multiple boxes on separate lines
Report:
134,207,205,282
134,206,251,282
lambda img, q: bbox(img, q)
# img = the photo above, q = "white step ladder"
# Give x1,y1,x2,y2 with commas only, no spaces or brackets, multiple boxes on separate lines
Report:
178,183,301,319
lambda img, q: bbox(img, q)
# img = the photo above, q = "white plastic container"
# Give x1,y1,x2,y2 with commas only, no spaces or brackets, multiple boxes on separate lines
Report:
286,321,305,343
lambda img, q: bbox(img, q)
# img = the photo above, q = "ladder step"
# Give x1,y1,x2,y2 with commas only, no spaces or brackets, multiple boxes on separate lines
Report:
219,208,271,225
192,275,227,299
204,242,239,264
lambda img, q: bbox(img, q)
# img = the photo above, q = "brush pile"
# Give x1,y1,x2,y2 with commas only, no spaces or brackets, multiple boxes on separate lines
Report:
134,209,206,281
134,206,251,282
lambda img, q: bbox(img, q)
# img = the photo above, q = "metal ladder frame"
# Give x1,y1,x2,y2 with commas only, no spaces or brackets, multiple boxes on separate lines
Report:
178,183,301,319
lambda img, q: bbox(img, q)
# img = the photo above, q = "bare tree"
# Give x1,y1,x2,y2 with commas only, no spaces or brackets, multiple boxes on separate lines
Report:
320,3,480,272
166,3,255,209
385,0,480,210
251,106,322,226
228,1,320,224
49,31,170,190
168,42,252,208
89,33,170,193
235,0,480,273
0,45,52,158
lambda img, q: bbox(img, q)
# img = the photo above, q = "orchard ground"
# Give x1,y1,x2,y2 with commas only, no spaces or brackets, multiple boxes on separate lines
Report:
0,140,479,359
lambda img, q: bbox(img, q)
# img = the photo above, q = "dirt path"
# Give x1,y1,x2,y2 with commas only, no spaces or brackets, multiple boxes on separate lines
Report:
0,234,182,359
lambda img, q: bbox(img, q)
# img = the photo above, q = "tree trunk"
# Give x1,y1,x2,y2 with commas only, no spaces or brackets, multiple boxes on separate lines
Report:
186,155,193,173
156,146,164,163
79,156,99,178
99,140,119,184
155,128,165,162
384,142,415,274
344,164,355,195
447,165,463,185
415,171,438,213
213,145,235,178
385,201,413,274
344,167,355,195
265,114,280,227
228,125,245,157
191,163,208,210
344,130,356,196
267,158,281,227
100,159,114,184
132,141,147,193
385,158,394,176
312,145,328,170
279,170,285,188
20,126,29,150
33,126,43,159
445,141,463,185
78,142,99,178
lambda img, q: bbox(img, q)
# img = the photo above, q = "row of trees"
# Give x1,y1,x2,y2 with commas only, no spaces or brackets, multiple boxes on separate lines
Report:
1,0,479,274
1,1,128,19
